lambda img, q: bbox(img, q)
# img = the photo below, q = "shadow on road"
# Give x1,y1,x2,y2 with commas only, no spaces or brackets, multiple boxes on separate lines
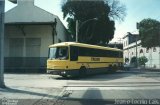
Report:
61,88,114,105
52,71,144,81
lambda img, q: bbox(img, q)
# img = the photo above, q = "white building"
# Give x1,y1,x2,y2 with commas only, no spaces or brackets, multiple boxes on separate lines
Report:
4,0,70,72
123,32,160,69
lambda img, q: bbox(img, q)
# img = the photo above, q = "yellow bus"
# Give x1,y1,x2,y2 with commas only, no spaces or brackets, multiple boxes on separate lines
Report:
47,42,123,77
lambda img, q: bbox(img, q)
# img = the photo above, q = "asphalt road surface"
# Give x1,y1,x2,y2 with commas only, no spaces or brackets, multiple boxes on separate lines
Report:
1,70,160,105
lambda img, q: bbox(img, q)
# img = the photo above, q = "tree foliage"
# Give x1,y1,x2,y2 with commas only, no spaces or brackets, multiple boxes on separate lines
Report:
139,18,160,48
107,0,126,21
61,0,126,45
130,56,137,64
130,56,137,67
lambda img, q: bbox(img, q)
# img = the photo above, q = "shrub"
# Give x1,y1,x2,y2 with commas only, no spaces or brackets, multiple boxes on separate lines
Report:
125,58,129,63
130,56,137,63
130,56,137,67
138,56,148,67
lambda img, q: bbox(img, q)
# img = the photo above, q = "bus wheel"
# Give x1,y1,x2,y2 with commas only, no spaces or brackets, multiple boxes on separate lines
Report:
108,65,112,70
61,75,68,78
79,67,87,77
108,65,112,73
112,65,117,73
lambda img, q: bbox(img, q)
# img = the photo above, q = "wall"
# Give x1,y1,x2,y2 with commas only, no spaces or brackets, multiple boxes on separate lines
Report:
4,24,66,72
55,17,68,43
123,38,160,68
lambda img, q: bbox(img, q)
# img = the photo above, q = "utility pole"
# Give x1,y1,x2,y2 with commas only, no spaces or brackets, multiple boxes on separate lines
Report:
76,20,79,42
135,36,138,68
159,30,160,68
136,22,139,68
114,42,117,48
118,38,123,44
0,0,5,88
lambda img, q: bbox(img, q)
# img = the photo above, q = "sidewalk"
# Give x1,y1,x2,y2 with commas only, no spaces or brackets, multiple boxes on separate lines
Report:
0,86,62,99
0,74,64,105
131,67,160,72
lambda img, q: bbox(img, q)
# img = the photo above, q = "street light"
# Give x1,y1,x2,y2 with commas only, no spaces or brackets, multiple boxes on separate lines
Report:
76,18,98,42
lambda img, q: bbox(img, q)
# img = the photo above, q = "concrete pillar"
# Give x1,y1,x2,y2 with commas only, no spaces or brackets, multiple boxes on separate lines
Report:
0,0,5,88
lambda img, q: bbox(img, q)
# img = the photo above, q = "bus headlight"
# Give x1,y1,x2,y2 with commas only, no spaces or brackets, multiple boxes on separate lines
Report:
61,71,66,74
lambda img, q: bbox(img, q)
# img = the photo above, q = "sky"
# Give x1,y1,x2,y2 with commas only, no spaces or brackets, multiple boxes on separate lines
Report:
5,0,160,43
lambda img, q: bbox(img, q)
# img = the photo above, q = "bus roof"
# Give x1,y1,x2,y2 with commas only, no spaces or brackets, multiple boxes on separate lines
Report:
49,42,122,52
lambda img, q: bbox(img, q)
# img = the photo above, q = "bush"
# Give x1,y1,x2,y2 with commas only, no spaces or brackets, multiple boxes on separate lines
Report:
125,58,129,63
130,56,137,67
130,56,137,63
138,56,148,67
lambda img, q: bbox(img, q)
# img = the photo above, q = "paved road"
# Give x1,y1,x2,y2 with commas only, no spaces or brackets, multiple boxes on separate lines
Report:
60,71,160,105
1,70,160,105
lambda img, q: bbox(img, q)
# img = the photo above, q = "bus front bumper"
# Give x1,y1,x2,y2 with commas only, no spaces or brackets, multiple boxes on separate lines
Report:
47,69,79,76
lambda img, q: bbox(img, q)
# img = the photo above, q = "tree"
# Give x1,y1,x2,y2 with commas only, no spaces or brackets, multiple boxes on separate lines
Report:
107,0,126,22
61,0,126,45
138,56,148,68
130,56,137,67
139,18,160,48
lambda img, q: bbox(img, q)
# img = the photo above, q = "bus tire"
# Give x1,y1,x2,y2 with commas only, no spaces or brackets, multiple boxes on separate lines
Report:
108,65,112,70
61,75,68,78
79,66,87,77
112,65,117,73
108,65,112,73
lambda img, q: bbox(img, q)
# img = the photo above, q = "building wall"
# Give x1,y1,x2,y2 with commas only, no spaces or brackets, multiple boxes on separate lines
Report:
145,47,160,68
123,38,160,68
55,18,68,43
4,0,69,73
4,24,67,72
123,37,128,50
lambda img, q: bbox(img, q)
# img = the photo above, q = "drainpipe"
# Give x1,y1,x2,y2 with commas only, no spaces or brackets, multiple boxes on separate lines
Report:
51,18,57,44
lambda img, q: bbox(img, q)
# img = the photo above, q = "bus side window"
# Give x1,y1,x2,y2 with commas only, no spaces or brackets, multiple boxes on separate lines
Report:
70,46,78,61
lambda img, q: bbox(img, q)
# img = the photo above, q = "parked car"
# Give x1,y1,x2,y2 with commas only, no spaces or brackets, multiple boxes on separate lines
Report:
123,62,130,70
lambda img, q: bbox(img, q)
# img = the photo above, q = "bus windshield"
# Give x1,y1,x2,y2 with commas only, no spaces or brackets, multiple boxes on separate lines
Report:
49,47,68,60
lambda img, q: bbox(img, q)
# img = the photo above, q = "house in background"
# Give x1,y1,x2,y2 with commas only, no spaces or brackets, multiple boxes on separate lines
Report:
123,32,160,69
4,0,69,72
108,43,123,50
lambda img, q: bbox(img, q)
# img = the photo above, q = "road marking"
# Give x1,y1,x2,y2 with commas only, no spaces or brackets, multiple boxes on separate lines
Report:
64,81,160,90
66,81,160,86
65,86,160,90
